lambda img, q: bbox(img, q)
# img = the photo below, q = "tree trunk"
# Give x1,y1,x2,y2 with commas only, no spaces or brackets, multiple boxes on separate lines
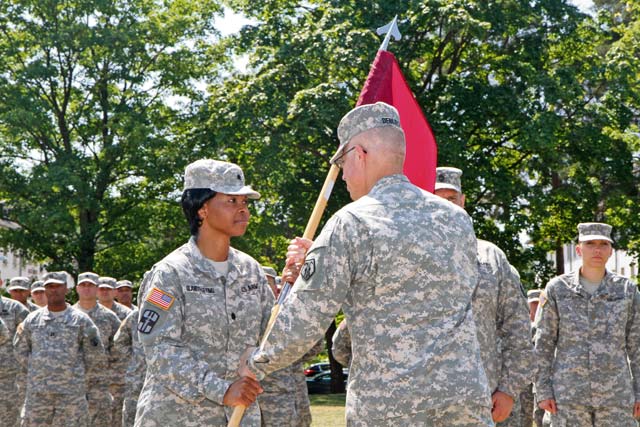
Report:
325,319,345,393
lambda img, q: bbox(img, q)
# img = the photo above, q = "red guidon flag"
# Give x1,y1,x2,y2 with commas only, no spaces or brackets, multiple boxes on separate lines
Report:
356,50,437,192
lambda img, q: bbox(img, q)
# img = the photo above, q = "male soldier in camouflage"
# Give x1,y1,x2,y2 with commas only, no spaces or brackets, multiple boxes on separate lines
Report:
240,102,492,426
8,276,40,312
98,277,131,321
97,276,130,426
13,271,105,427
73,271,122,427
115,280,136,310
30,280,47,308
434,166,532,425
135,159,273,426
113,308,144,427
535,222,640,426
0,278,30,426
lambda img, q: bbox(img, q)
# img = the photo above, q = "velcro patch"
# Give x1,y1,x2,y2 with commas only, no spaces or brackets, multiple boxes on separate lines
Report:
301,259,316,281
138,309,160,334
146,287,175,311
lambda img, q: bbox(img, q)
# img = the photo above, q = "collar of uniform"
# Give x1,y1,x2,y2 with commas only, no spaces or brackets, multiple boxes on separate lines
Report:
367,174,410,197
41,304,71,321
187,237,240,282
568,269,612,298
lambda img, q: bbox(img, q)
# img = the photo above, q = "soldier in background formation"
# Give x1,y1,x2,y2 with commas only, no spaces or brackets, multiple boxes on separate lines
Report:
74,272,123,427
534,223,640,426
241,102,493,426
434,167,533,426
7,276,40,311
259,265,323,427
115,280,137,310
30,280,47,308
0,279,29,426
13,271,106,426
114,308,145,427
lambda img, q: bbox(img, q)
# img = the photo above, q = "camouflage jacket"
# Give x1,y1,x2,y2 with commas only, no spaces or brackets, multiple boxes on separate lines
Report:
473,239,532,398
113,308,146,400
0,296,30,378
13,304,105,395
534,270,640,406
136,237,274,426
250,174,491,422
73,302,122,388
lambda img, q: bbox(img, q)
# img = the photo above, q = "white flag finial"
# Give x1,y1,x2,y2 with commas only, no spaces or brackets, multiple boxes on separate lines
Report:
376,15,402,51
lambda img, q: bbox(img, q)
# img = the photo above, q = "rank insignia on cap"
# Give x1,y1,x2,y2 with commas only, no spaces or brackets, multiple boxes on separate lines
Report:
146,287,175,311
300,259,316,281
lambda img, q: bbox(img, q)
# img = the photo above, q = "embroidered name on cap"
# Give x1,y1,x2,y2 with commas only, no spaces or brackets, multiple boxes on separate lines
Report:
146,287,175,311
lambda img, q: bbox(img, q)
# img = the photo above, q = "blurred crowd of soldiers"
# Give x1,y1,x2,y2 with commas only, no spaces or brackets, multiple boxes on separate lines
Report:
1,101,639,427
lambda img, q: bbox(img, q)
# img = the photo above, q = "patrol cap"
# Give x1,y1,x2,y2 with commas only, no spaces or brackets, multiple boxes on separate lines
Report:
43,271,68,287
183,159,260,199
31,280,45,292
577,222,613,243
331,102,403,164
435,167,463,193
8,276,31,291
262,266,278,278
77,272,99,286
527,289,541,303
98,276,117,289
115,280,133,289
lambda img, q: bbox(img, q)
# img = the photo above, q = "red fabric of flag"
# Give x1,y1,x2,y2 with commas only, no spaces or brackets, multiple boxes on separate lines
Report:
356,50,437,192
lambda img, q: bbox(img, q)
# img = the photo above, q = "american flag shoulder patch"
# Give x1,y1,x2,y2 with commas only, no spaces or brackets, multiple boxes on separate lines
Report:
146,287,175,311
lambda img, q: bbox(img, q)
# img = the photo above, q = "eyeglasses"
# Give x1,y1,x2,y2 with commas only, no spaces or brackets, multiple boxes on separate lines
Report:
333,145,366,169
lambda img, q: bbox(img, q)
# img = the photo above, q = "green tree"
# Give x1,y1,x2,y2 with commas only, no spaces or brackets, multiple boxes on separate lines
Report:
0,0,222,278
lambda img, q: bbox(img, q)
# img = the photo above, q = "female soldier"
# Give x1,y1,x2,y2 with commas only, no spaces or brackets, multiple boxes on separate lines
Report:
135,159,274,426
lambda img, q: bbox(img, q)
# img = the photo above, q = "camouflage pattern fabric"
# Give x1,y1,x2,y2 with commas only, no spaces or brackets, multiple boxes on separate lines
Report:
260,341,323,427
474,239,533,425
331,320,351,367
20,392,89,427
534,270,640,407
544,403,637,426
346,403,494,427
134,237,274,426
27,301,41,312
13,305,105,427
113,308,146,427
0,296,30,427
250,174,492,424
73,302,121,427
110,301,132,321
105,301,131,427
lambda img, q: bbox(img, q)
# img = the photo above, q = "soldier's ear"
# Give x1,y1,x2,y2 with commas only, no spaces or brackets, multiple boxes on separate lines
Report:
576,244,582,257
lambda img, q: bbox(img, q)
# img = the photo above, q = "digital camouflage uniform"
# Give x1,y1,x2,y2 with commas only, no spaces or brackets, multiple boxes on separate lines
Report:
250,174,493,426
13,304,106,427
135,237,274,427
0,296,30,427
534,270,640,426
27,300,41,312
331,320,352,367
73,302,122,427
0,316,8,344
474,239,533,426
99,277,131,427
259,340,323,427
113,308,145,427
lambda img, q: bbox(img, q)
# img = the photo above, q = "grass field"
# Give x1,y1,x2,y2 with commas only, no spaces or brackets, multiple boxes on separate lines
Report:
310,393,346,427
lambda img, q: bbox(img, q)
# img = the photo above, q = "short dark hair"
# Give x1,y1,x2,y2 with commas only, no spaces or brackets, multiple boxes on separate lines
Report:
181,189,217,236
